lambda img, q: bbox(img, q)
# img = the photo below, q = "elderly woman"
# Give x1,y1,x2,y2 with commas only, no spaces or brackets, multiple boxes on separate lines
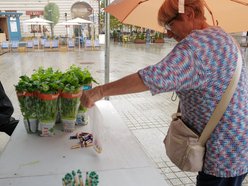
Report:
80,0,248,185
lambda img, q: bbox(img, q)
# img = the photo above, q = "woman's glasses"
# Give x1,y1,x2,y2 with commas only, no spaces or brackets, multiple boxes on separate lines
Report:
164,13,179,31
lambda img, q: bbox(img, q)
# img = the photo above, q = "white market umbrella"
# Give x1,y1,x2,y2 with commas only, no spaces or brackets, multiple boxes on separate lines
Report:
23,22,50,26
66,18,93,49
66,17,93,24
57,21,80,26
22,17,53,24
58,21,80,37
22,17,53,37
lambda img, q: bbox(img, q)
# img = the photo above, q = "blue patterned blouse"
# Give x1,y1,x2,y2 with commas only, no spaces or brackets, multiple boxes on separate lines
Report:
138,27,248,177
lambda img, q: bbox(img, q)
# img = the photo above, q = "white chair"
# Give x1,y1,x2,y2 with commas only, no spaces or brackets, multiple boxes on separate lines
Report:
84,39,93,50
44,40,51,51
51,40,59,51
26,40,34,51
33,38,39,49
67,38,75,51
1,41,10,52
93,39,101,50
10,40,19,52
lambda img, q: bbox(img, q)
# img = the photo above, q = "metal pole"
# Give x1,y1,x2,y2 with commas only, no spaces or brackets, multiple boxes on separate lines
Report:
104,0,110,100
65,13,68,37
98,0,101,34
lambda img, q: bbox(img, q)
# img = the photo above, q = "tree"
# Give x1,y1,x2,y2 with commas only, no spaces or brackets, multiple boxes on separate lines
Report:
44,3,60,38
110,15,122,30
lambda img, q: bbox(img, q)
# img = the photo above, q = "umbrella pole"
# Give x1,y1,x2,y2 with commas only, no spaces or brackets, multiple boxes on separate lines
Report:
78,25,80,50
105,0,110,100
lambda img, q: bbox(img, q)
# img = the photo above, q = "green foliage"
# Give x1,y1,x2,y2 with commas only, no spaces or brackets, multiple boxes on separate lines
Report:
44,2,60,37
61,65,97,93
15,76,38,119
44,3,60,25
110,15,122,30
15,65,96,122
155,32,164,39
38,98,58,122
15,75,37,92
31,67,63,94
61,97,80,119
135,32,145,40
17,95,37,119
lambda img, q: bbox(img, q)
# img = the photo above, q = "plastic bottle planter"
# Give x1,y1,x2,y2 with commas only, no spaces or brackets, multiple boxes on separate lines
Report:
16,91,38,134
75,109,88,126
75,85,92,126
60,90,82,132
37,93,59,137
55,96,62,124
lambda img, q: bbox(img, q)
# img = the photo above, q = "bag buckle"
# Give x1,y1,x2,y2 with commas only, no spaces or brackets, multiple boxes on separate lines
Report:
171,113,182,121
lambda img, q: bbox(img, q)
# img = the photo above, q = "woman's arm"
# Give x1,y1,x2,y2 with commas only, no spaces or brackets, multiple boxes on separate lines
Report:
81,72,149,108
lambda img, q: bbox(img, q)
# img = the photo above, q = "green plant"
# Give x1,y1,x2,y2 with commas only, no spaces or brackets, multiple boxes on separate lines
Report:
60,65,97,122
31,67,63,94
61,65,97,93
31,67,61,123
15,75,38,119
44,2,60,38
60,95,81,119
135,32,145,40
155,32,164,39
15,75,37,92
38,93,59,123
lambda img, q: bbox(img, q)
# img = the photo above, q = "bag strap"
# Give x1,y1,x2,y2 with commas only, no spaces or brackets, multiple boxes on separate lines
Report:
198,49,243,145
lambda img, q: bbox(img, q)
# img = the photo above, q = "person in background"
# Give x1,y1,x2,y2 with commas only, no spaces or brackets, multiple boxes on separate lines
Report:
80,0,248,185
0,81,18,136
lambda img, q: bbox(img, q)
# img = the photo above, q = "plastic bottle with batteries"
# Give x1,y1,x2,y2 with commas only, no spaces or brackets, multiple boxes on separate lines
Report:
75,84,92,126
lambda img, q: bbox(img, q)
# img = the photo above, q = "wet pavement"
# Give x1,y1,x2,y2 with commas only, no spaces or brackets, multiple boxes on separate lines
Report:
0,41,247,186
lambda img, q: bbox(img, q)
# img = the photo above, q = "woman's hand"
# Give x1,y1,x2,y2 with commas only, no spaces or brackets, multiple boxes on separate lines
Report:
80,86,103,108
80,73,148,108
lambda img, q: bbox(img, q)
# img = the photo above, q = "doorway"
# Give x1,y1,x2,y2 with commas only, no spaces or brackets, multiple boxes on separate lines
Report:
0,17,8,41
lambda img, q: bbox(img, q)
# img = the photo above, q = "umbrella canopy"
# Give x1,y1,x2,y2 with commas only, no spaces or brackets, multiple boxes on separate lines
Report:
105,0,164,32
204,0,248,33
23,22,50,26
57,21,81,26
104,0,248,33
22,17,53,25
67,17,93,24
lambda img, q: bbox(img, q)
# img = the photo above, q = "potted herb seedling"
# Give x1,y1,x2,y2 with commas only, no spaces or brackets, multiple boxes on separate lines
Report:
33,67,63,136
15,75,39,133
76,68,97,126
60,65,83,132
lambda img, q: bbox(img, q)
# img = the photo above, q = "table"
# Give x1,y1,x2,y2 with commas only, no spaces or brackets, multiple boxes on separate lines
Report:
0,100,169,186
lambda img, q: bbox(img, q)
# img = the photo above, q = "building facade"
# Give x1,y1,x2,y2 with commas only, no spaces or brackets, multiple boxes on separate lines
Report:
0,0,100,39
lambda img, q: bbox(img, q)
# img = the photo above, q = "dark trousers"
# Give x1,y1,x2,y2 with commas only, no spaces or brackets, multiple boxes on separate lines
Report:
197,171,247,186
